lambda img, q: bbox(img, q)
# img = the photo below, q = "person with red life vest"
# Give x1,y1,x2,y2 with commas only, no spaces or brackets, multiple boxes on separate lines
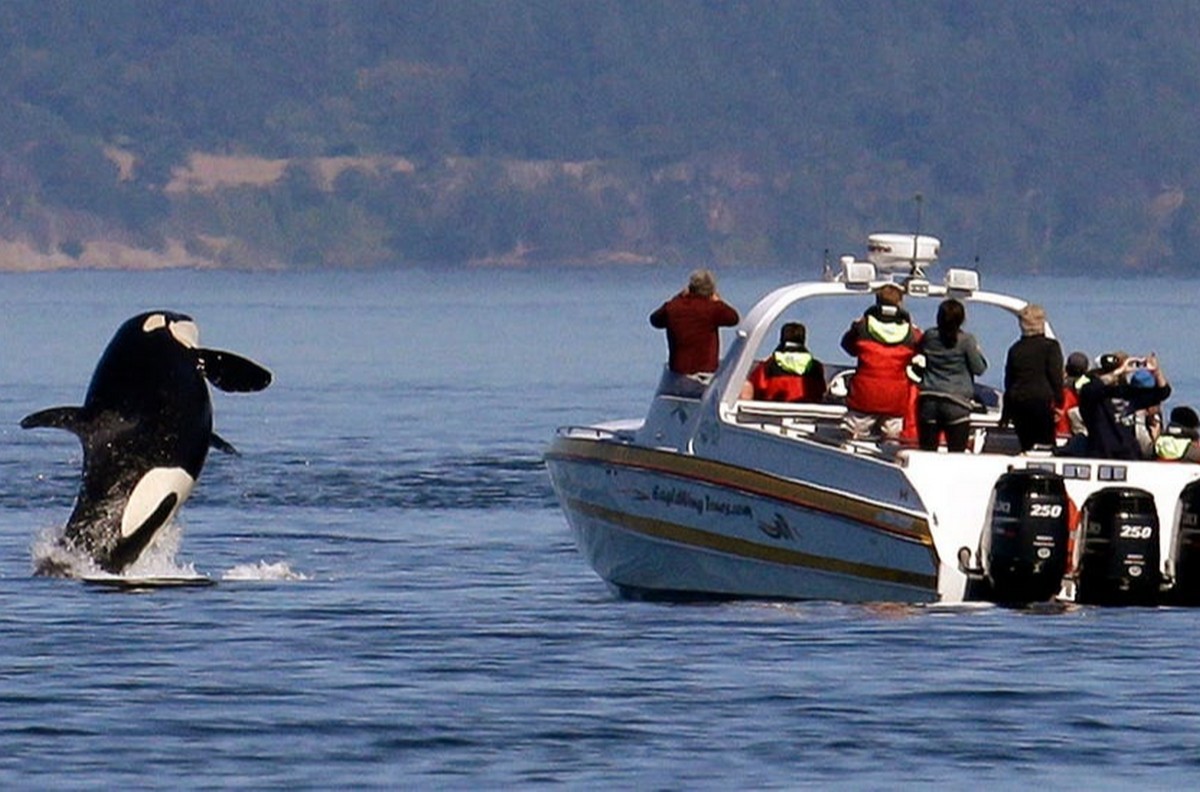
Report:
742,322,827,403
1155,406,1200,462
840,283,922,440
1056,350,1090,455
1056,351,1089,436
650,269,740,397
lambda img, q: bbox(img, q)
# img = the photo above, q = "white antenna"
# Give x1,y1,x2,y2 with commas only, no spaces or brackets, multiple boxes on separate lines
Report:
911,193,925,278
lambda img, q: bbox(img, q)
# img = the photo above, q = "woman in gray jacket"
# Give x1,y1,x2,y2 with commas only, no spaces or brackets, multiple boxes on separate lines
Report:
915,298,988,451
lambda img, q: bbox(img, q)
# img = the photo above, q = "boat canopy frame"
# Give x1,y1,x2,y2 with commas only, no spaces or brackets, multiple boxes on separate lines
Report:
712,266,1049,414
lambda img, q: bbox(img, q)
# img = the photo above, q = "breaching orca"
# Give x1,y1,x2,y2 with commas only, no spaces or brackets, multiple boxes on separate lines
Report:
21,311,272,575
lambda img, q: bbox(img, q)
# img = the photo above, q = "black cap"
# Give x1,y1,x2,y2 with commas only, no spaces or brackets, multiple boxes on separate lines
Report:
1171,406,1200,429
1098,353,1121,373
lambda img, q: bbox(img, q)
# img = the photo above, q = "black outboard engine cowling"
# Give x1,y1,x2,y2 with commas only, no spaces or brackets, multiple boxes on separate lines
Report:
983,469,1070,604
1169,480,1200,605
1076,487,1161,606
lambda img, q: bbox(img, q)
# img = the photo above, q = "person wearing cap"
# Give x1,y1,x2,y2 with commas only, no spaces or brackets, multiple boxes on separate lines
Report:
1076,352,1171,460
839,283,922,440
1155,406,1200,462
1001,304,1064,451
1056,351,1089,438
742,322,827,403
913,298,987,452
650,269,740,396
1054,350,1091,455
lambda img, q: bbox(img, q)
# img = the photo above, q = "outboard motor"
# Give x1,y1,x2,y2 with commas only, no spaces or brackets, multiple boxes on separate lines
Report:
1169,480,1200,605
982,469,1070,604
1076,487,1161,606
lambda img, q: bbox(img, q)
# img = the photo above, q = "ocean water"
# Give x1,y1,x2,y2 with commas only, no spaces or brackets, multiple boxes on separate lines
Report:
2,264,1200,788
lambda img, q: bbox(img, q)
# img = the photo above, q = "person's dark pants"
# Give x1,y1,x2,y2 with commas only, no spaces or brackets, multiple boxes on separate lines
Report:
1007,399,1055,451
917,396,972,452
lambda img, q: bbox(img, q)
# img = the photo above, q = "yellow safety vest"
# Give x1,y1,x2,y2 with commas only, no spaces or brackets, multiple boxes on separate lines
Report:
1155,434,1193,461
865,314,912,345
772,351,813,376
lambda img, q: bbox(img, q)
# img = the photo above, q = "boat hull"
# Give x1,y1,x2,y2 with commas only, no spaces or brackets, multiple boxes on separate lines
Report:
546,238,1200,606
546,434,939,603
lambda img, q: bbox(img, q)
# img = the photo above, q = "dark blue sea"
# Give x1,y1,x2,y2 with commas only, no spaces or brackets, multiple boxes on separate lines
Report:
2,264,1200,789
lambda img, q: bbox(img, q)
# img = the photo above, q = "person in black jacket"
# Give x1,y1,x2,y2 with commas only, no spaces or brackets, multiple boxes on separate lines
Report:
1077,352,1172,460
1002,304,1063,451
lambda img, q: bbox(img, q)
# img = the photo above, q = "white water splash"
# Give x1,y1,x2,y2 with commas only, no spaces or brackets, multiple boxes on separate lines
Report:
32,521,203,581
221,560,308,581
31,522,306,583
31,524,99,578
122,522,202,579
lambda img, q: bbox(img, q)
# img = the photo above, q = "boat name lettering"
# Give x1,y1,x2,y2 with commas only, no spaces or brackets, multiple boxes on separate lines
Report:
704,496,753,518
650,486,752,518
652,485,705,515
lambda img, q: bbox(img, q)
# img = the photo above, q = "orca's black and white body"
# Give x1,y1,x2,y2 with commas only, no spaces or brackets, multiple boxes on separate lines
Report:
22,311,272,575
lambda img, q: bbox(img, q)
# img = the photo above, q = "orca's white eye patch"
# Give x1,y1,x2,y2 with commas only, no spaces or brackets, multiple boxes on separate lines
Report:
142,314,167,333
169,320,200,349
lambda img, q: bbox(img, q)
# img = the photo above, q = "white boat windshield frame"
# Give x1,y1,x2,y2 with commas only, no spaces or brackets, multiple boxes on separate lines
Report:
712,274,1050,414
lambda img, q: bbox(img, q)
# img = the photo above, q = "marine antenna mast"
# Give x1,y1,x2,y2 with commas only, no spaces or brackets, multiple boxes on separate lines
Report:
911,192,925,279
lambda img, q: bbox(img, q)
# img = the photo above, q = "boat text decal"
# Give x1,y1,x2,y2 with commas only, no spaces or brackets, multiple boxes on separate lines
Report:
547,436,932,545
650,485,753,518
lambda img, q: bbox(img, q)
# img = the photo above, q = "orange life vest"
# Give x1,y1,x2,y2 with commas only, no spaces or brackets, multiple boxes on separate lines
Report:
846,333,920,416
748,353,824,402
1055,386,1079,437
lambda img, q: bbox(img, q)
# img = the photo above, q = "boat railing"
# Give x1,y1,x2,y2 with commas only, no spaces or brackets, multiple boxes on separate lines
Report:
733,399,850,446
735,399,849,419
555,423,639,443
733,397,1019,455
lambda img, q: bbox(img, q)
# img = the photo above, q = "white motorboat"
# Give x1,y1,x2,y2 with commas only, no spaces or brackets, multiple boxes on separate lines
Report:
545,233,1200,606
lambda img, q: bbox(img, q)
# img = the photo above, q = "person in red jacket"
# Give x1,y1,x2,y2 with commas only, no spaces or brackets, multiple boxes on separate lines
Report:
650,269,740,396
1056,350,1089,452
840,283,921,440
742,322,827,403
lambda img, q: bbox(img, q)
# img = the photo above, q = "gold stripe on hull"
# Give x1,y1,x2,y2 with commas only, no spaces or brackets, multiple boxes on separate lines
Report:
565,496,938,591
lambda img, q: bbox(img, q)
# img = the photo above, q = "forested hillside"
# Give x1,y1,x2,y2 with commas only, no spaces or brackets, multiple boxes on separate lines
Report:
1,0,1199,272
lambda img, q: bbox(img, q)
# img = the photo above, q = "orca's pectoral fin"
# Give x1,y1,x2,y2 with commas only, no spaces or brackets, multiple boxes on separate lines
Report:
198,349,273,393
210,432,241,456
105,493,179,573
20,406,86,434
